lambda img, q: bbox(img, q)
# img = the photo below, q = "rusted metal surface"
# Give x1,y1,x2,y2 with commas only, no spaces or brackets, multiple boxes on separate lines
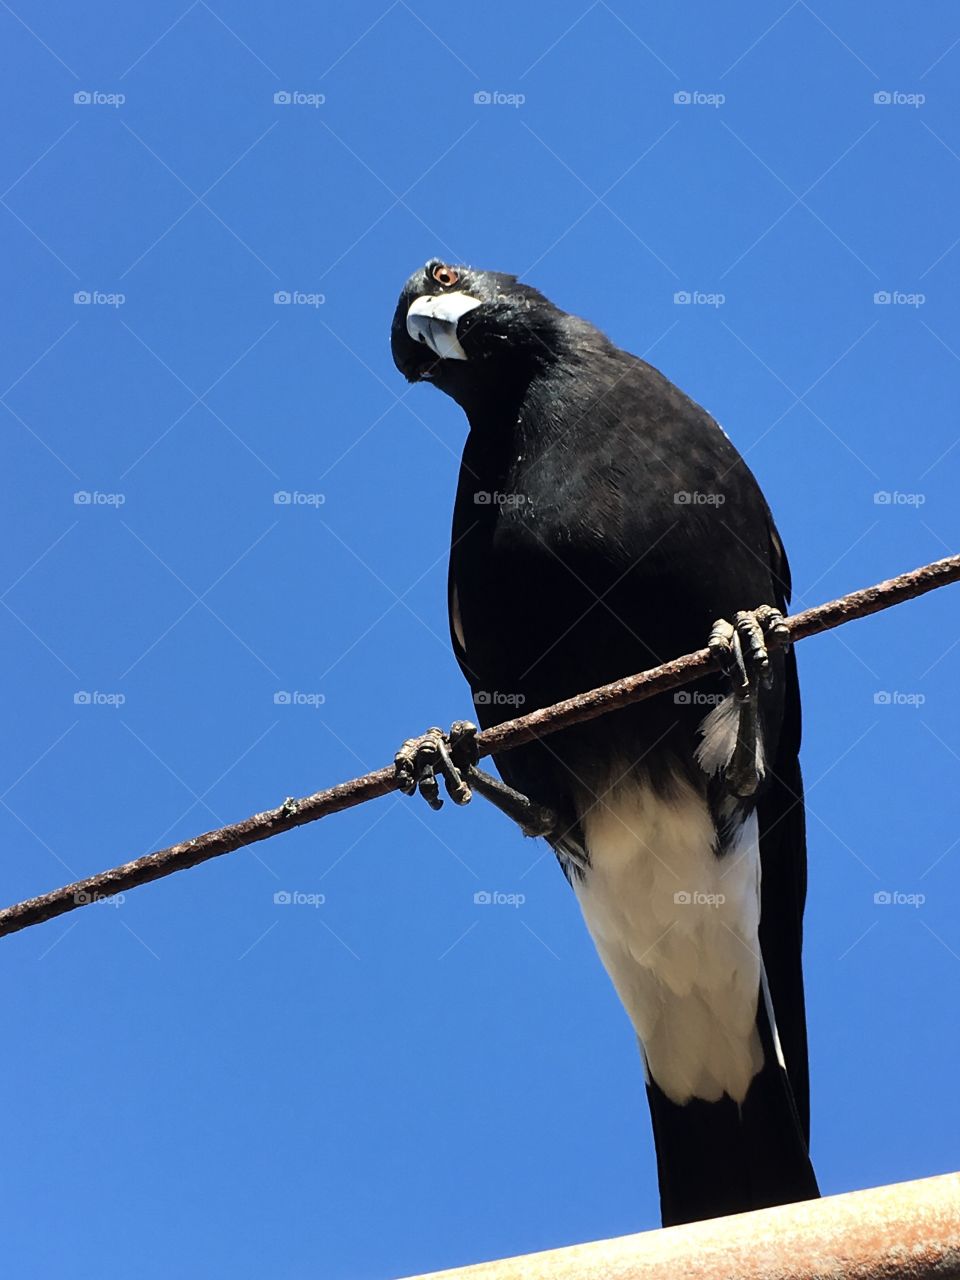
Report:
398,1173,960,1280
2,553,959,939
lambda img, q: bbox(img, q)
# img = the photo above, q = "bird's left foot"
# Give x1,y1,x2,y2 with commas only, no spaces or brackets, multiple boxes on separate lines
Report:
707,606,790,798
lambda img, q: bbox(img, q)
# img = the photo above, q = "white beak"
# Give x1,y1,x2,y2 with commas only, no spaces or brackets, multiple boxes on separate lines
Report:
406,292,482,361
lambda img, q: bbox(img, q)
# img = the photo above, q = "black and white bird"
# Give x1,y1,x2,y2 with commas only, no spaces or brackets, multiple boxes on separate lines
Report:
390,260,819,1227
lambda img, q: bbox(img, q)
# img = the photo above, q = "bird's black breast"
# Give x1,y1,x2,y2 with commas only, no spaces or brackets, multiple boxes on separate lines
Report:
448,347,787,814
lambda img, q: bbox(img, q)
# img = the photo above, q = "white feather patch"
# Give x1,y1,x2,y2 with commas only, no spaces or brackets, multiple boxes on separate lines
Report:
572,776,764,1104
450,585,466,652
695,692,765,781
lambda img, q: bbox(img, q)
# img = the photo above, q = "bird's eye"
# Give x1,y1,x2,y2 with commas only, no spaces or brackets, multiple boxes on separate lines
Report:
431,263,460,288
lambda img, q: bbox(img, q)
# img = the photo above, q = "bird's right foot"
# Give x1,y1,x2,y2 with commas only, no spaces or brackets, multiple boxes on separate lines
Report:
393,718,560,838
394,720,479,811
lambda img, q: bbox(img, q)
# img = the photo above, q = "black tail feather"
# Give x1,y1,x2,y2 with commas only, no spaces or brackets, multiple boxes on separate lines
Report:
757,645,812,1143
647,1000,819,1227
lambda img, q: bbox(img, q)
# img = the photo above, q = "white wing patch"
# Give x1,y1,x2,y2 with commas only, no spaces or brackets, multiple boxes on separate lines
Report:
573,775,764,1104
695,692,765,782
450,584,466,652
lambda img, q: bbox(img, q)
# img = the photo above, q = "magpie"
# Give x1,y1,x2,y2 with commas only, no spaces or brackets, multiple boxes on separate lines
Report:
390,259,819,1227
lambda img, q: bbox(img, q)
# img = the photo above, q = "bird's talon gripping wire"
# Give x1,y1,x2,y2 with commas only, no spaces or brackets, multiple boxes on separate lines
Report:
394,722,478,810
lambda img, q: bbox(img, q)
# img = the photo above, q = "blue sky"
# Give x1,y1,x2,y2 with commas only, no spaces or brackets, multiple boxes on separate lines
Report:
2,2,959,1277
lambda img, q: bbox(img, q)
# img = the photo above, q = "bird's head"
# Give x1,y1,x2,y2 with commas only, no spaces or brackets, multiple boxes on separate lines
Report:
390,260,572,412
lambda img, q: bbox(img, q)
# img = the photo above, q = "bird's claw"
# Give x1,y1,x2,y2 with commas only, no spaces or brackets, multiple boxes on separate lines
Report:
394,720,478,811
707,606,789,800
708,605,789,701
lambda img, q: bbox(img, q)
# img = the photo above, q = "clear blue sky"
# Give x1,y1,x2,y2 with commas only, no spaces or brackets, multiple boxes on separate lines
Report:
2,3,959,1277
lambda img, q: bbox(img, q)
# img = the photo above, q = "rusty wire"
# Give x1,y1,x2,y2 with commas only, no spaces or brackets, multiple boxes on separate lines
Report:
1,552,958,940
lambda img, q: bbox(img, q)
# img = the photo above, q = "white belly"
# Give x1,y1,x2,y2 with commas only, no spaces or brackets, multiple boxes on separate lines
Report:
573,776,764,1105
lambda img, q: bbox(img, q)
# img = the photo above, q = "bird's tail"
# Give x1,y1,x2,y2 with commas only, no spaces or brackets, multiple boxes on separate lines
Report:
646,996,819,1227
